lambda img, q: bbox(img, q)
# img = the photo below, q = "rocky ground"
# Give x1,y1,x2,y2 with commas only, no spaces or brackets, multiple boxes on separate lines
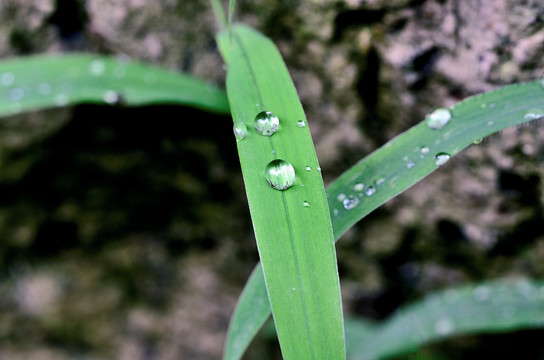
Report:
1,0,544,359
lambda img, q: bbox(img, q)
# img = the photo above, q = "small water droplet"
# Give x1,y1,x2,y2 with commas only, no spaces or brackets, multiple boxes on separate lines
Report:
103,90,122,104
406,161,415,169
487,120,494,126
473,286,490,302
435,318,454,335
302,201,310,207
265,159,295,190
271,149,276,154
9,87,24,101
489,103,496,108
38,82,52,95
375,177,385,186
420,146,430,155
434,153,451,166
296,119,305,128
337,193,347,202
54,93,69,107
365,186,376,196
524,108,544,120
316,167,321,172
233,122,248,140
89,59,106,76
254,111,280,136
353,183,365,192
1,72,15,86
292,287,296,291
343,195,360,210
305,166,311,171
426,108,452,130
473,138,483,144
333,209,339,216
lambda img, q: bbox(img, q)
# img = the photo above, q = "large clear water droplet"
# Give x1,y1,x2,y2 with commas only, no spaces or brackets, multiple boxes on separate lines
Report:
233,122,248,140
426,108,452,130
265,159,295,190
434,153,451,166
296,120,305,128
1,72,15,86
254,111,279,136
524,108,544,120
343,195,360,210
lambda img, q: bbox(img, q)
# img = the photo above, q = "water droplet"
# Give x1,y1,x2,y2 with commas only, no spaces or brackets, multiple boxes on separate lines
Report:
375,177,385,186
489,103,496,108
264,159,295,190
516,280,534,298
426,108,452,130
524,108,544,120
9,87,24,101
435,318,454,335
305,166,311,171
254,111,279,136
337,193,347,202
473,286,490,302
473,138,483,144
271,149,276,154
420,146,430,155
89,59,106,76
302,201,310,207
54,93,69,107
353,183,365,192
1,72,15,86
434,153,451,166
38,82,52,95
406,161,415,169
333,209,339,216
343,195,360,210
296,119,305,128
103,90,122,104
487,121,494,126
316,167,321,172
233,122,248,140
365,186,376,196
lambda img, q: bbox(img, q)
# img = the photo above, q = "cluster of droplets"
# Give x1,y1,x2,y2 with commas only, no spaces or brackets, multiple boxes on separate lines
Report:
333,177,386,212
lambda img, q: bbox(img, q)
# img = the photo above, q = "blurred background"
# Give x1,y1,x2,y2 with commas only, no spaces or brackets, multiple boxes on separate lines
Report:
1,0,544,359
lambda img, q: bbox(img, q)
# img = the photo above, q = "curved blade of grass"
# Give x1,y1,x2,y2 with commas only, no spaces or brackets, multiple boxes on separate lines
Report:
0,54,229,116
217,25,345,360
347,279,544,359
223,81,544,360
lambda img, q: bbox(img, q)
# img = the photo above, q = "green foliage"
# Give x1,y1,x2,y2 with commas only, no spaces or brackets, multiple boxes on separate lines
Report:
217,25,345,360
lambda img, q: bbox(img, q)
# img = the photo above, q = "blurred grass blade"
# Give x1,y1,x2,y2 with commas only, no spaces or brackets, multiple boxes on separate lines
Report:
210,0,227,29
223,80,544,360
0,54,229,116
217,25,345,360
347,279,544,359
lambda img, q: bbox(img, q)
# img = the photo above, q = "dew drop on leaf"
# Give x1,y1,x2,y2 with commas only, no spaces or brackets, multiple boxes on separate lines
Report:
353,183,364,192
343,195,360,210
1,72,15,86
89,59,106,76
254,111,279,136
420,146,430,155
9,88,24,101
302,201,310,207
434,153,451,166
365,186,376,196
296,119,305,128
426,108,452,130
264,159,295,190
337,193,347,202
38,82,52,95
103,90,122,104
434,318,454,335
233,122,248,140
524,108,544,120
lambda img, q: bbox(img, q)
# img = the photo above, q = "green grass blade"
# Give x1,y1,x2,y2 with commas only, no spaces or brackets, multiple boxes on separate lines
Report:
217,25,345,360
209,0,227,29
0,54,229,116
327,81,544,239
347,279,544,359
223,81,544,360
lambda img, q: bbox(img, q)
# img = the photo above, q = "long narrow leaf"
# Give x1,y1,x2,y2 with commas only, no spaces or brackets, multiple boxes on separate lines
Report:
223,81,544,359
0,54,229,116
347,279,544,359
218,25,345,359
